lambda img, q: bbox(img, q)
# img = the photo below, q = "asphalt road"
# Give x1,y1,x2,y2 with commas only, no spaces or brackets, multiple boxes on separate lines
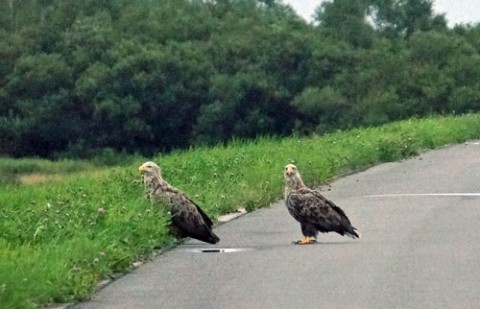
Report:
73,141,480,309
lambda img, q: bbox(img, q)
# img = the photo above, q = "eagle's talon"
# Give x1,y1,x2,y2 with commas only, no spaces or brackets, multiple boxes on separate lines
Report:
293,237,316,245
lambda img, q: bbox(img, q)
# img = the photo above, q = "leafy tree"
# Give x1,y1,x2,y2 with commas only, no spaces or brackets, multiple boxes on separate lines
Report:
4,53,75,156
401,31,476,115
359,88,404,126
315,0,375,48
61,11,117,72
367,0,447,38
1,0,480,158
194,71,291,145
291,86,349,134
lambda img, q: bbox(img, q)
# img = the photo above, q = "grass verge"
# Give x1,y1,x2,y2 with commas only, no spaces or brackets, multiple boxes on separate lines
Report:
1,114,480,308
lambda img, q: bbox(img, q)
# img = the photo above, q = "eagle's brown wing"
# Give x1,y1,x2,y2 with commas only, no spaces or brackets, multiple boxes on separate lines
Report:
286,188,359,238
185,196,214,228
168,189,219,244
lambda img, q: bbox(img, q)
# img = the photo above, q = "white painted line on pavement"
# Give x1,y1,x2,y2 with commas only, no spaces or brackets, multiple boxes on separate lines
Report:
363,193,480,198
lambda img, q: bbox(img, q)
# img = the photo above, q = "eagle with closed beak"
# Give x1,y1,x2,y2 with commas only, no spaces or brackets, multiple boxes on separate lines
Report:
139,161,220,244
284,163,360,244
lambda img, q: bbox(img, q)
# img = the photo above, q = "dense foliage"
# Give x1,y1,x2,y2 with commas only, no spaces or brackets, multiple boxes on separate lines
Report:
1,0,480,158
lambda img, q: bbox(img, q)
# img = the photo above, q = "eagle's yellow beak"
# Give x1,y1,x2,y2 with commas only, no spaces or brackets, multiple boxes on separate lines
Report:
138,166,147,172
286,166,293,176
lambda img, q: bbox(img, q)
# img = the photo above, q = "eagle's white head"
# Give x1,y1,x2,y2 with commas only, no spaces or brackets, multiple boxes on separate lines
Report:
138,161,161,175
284,163,298,177
284,163,305,191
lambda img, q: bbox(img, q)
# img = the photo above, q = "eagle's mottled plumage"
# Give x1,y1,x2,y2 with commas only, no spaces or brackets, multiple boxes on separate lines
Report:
139,161,220,244
284,164,360,244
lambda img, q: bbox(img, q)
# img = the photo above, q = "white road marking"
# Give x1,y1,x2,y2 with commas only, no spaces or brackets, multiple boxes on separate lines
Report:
364,193,480,198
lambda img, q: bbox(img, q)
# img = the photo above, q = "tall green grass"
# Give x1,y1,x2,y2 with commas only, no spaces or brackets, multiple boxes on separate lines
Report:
0,151,144,185
0,157,94,185
1,114,480,308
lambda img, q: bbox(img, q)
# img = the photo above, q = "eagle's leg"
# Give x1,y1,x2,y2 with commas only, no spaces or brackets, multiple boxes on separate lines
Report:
293,236,316,245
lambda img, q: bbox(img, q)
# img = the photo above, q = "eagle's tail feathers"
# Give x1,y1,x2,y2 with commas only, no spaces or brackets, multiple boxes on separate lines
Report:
346,228,361,239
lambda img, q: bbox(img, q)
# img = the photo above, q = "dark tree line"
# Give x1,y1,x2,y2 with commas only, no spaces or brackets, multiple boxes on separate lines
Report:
1,0,479,158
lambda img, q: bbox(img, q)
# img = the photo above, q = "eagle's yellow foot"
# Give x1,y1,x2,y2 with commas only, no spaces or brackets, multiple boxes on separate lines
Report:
293,237,316,245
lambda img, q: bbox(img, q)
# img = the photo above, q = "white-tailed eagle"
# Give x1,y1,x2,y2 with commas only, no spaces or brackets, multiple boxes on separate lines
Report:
139,161,220,244
284,163,360,244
